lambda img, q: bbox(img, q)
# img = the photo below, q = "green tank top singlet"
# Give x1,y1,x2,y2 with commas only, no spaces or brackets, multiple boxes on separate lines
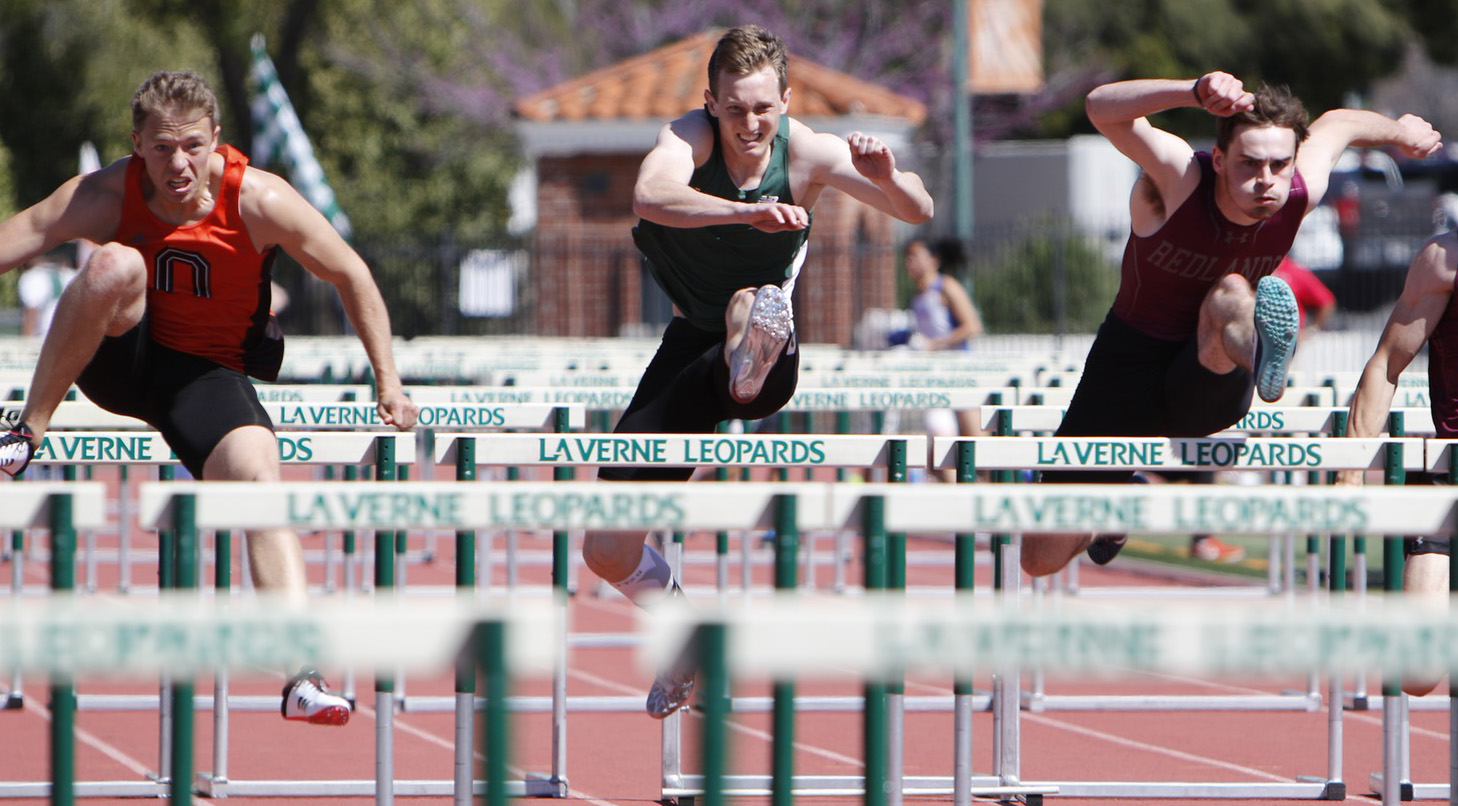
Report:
632,114,810,332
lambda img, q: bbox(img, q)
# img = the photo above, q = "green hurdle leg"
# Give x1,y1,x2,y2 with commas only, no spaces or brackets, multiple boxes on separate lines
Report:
883,439,908,805
1324,530,1348,799
477,621,508,806
1380,416,1408,805
551,408,571,792
375,437,397,806
455,437,477,806
1332,411,1373,708
7,527,23,710
954,440,978,806
862,494,889,806
770,494,798,806
990,408,1014,586
156,465,175,785
700,622,730,806
169,494,198,806
48,493,77,806
210,529,232,786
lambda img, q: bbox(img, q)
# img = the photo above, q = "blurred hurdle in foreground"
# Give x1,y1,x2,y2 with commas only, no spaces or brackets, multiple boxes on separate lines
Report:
432,431,924,800
8,481,1458,806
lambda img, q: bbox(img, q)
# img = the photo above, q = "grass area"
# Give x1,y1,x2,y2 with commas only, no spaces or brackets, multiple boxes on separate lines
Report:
1119,533,1400,587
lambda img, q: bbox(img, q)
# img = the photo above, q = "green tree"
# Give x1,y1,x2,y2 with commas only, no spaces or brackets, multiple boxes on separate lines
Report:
0,0,217,204
1038,0,1413,140
974,224,1120,335
1396,0,1458,67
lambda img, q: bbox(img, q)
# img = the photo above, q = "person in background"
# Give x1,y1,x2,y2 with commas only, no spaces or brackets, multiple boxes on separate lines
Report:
1274,255,1336,337
903,236,984,482
17,250,77,339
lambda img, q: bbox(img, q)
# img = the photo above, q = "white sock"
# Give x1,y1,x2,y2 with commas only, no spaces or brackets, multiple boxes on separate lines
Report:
609,544,675,607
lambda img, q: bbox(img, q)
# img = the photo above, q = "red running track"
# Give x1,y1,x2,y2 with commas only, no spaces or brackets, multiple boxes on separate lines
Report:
1,472,1448,805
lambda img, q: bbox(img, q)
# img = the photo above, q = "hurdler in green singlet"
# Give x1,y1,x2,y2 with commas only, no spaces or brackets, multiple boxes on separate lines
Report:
632,114,809,333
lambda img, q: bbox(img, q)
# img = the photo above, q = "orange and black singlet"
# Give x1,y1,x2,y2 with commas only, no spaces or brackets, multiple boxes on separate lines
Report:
114,144,277,376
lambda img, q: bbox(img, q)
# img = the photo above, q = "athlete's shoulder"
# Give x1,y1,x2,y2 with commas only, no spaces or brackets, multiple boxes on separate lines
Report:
785,117,847,162
79,157,130,203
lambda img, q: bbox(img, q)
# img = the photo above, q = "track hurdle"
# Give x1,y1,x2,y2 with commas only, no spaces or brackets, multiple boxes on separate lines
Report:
938,430,1432,801
0,482,115,802
431,431,927,802
655,574,1458,806
849,480,1458,805
2,431,412,801
2,579,553,806
131,480,842,803
975,405,1439,440
932,433,1423,709
132,480,1060,806
1366,436,1458,804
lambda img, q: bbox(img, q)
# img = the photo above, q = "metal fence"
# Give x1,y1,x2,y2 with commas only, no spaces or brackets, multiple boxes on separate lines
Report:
265,208,1447,346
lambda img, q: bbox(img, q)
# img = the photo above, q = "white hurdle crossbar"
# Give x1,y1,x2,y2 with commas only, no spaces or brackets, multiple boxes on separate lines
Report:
431,432,924,803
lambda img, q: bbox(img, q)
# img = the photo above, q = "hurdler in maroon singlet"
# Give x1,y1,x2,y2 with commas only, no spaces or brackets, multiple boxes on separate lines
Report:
1426,277,1458,438
1112,151,1308,341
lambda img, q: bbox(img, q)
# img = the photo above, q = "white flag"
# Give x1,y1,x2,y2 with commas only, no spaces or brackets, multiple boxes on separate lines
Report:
79,142,101,174
248,33,352,239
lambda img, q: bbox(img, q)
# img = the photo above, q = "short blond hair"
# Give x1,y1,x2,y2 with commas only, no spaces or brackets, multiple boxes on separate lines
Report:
131,70,219,132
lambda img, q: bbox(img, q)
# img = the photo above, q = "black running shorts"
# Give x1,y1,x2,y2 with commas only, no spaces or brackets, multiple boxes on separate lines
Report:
1041,311,1253,484
1403,471,1452,556
599,317,798,482
76,324,274,478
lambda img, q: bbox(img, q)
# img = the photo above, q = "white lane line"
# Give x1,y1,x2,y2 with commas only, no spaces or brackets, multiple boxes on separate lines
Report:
17,691,155,778
354,691,624,806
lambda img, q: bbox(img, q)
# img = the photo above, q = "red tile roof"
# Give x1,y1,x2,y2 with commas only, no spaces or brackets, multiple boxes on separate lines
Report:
514,31,926,125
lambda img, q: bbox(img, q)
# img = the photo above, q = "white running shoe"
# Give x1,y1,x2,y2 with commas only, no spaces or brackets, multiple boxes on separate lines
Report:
0,423,36,478
646,652,696,720
281,668,351,726
728,284,792,404
1252,275,1299,403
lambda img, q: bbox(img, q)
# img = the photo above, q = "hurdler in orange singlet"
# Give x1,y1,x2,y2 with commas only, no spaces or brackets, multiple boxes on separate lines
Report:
115,144,278,377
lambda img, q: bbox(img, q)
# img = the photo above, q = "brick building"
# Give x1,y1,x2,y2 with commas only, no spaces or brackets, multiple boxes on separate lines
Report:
513,31,926,345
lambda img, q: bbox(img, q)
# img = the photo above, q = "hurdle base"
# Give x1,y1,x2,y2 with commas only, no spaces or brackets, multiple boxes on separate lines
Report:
1358,693,1450,712
1024,780,1340,799
1367,773,1416,801
3,692,23,710
1296,775,1346,800
666,773,1056,802
1022,691,1321,713
0,780,171,798
196,773,567,798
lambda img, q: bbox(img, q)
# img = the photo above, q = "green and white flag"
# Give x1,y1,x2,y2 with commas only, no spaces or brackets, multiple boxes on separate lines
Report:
248,33,352,239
